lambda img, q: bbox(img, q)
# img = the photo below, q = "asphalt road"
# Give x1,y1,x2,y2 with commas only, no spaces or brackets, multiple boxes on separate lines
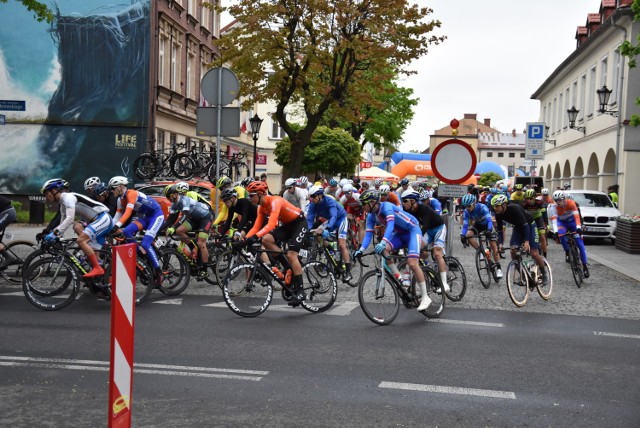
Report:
1,225,639,426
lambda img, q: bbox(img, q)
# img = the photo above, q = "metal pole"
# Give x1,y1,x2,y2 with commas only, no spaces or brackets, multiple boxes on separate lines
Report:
215,69,222,213
252,135,257,177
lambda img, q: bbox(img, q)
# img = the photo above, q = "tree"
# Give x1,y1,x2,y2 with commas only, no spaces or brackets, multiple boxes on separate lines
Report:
477,172,504,187
619,0,640,126
0,0,53,22
217,0,445,176
273,126,361,177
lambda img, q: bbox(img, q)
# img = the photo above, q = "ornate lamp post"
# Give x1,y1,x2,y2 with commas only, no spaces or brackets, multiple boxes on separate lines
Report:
249,113,263,177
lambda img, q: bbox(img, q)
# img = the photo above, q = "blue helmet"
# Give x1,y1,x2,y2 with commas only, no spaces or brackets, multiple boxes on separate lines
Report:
328,178,338,187
41,178,66,194
461,194,476,207
94,183,109,196
400,178,410,186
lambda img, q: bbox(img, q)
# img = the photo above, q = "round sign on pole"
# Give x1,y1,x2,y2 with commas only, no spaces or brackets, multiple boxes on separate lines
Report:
431,139,477,184
200,67,239,106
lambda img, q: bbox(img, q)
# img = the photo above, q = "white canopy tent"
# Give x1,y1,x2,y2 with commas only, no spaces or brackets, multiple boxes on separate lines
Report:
358,166,400,182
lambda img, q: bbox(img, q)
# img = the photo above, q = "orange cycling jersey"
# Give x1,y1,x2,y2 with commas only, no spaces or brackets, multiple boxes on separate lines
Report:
385,192,401,206
246,195,303,239
549,199,581,226
113,189,161,227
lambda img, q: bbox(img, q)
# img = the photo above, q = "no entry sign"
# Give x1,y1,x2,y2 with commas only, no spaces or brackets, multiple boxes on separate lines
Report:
431,139,477,184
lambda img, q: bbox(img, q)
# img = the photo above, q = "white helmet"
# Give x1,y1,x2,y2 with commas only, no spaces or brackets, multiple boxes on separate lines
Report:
342,183,355,193
84,176,101,191
401,189,420,200
338,178,349,188
373,178,382,187
552,190,566,201
379,184,390,195
284,178,297,187
298,176,308,185
541,188,549,195
108,176,129,188
175,182,189,193
308,185,324,197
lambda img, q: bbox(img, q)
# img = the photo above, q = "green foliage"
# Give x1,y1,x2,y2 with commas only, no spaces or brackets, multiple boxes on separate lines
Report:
274,126,361,176
10,200,23,211
618,0,640,126
477,172,504,187
0,0,54,22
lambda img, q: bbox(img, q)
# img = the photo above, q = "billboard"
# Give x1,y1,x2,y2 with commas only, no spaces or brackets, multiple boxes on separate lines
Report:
0,0,150,194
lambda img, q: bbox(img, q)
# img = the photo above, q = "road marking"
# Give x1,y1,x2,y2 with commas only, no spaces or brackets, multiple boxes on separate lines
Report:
593,331,640,340
379,381,516,399
0,292,24,297
0,356,267,381
202,302,228,308
327,301,359,316
427,319,505,328
153,299,183,305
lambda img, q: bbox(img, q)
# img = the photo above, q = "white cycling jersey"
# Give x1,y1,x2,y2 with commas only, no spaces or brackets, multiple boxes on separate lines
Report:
55,192,110,235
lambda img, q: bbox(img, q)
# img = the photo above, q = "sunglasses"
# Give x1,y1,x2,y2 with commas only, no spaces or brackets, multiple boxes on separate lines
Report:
248,192,258,197
286,186,294,190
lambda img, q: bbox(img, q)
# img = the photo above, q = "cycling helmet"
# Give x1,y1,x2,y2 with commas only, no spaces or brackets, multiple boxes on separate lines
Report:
514,183,523,190
338,178,349,188
298,176,308,186
41,178,66,194
373,178,382,187
347,179,354,185
108,176,129,188
552,190,566,201
246,181,269,194
563,182,571,189
419,190,430,201
163,184,179,197
379,184,390,195
240,177,254,187
490,187,498,194
359,189,380,205
220,188,238,201
491,194,508,206
84,176,101,191
461,194,476,207
328,178,338,187
524,189,536,198
565,193,574,200
400,178,409,186
216,176,232,189
308,185,324,197
175,182,189,194
542,188,549,196
401,189,420,200
342,183,355,193
94,183,109,197
284,178,297,187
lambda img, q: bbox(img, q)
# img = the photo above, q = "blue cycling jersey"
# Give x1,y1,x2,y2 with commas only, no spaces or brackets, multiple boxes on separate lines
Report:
306,195,347,232
361,201,420,250
461,203,494,236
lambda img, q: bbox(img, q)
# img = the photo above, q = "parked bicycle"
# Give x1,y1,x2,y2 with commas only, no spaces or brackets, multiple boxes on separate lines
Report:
133,142,195,180
0,229,37,284
505,246,553,307
355,252,445,325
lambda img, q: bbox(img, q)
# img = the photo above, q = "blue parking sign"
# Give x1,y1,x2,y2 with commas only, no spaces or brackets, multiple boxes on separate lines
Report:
526,122,545,141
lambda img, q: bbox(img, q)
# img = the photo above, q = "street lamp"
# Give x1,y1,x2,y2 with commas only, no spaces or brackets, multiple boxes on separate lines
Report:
544,125,556,147
566,106,586,134
596,85,619,117
249,113,263,177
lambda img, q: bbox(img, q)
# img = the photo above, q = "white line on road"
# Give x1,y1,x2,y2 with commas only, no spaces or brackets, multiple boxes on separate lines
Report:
593,331,640,340
153,299,183,305
326,301,359,316
0,356,267,380
426,318,505,328
379,381,516,399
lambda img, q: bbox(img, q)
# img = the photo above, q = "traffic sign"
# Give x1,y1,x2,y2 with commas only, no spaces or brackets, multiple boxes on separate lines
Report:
525,122,545,160
437,184,468,198
431,139,477,184
0,100,25,111
200,67,239,106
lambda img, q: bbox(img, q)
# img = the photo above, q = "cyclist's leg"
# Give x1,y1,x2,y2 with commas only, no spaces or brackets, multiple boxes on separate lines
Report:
284,218,308,303
428,224,450,292
336,217,352,280
557,223,570,257
403,228,431,311
79,213,112,278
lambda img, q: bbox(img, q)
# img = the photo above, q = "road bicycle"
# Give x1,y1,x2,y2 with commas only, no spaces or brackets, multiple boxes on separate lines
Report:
21,238,154,311
418,246,467,302
306,230,363,287
464,230,501,289
561,231,584,288
0,229,37,284
355,252,445,325
133,142,195,180
220,242,337,317
207,151,250,183
505,247,553,307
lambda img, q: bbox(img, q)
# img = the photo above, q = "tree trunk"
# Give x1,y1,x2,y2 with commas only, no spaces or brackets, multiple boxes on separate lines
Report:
288,140,305,177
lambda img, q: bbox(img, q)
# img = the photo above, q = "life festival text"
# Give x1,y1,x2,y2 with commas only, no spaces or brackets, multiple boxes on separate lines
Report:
115,134,137,149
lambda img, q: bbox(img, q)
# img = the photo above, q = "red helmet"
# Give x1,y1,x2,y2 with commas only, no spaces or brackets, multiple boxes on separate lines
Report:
246,181,269,194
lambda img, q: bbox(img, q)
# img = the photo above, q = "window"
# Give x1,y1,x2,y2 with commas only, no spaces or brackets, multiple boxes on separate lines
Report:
157,129,165,151
186,53,195,99
563,87,570,129
580,73,587,121
612,48,621,105
188,0,196,17
519,153,525,158
571,80,578,107
551,97,557,133
557,92,562,132
374,147,381,156
171,44,179,90
170,133,176,147
588,65,596,116
486,152,493,158
498,152,504,158
600,55,608,88
201,4,209,30
271,114,286,139
159,37,166,86
509,152,515,158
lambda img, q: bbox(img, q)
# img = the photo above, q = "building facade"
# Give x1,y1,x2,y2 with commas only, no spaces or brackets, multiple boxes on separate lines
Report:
531,0,640,214
477,130,530,176
429,113,498,157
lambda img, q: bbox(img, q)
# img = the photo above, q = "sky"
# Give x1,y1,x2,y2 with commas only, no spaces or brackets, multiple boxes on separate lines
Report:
221,1,598,152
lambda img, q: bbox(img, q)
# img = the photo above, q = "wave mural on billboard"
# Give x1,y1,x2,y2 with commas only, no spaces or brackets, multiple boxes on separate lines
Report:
0,0,150,194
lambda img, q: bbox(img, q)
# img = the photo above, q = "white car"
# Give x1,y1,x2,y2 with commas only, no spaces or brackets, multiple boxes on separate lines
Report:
564,190,620,243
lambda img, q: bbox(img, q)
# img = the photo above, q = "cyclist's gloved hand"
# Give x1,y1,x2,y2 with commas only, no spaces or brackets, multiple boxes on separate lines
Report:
35,232,44,242
374,241,386,254
43,232,57,243
166,227,175,236
460,235,467,247
352,249,363,259
245,235,259,247
576,226,583,235
322,229,331,240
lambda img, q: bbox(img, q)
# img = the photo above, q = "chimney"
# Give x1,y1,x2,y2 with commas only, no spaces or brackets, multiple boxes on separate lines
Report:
484,118,491,127
512,129,516,137
586,13,601,36
463,113,477,120
575,26,588,48
600,0,616,21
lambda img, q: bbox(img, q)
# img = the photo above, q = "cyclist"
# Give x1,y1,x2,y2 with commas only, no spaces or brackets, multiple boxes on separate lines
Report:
401,190,450,292
282,177,309,212
339,183,365,245
491,194,549,286
219,188,257,240
373,178,383,190
109,176,164,285
539,188,553,232
510,184,525,205
395,178,413,199
41,178,113,279
213,176,247,230
307,185,352,282
547,190,589,278
175,181,214,213
162,184,213,279
91,183,118,217
83,176,102,197
379,184,401,206
522,188,548,257
242,180,308,305
324,178,340,198
0,195,18,270
420,190,443,215
460,193,502,278
353,189,432,312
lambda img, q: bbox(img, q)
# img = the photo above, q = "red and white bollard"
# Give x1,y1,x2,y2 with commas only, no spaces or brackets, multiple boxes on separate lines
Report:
108,243,137,427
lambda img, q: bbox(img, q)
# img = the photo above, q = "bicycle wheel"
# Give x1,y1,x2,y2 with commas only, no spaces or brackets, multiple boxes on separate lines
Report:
0,240,37,284
157,247,190,295
22,256,80,311
133,154,159,180
133,257,154,305
569,241,583,288
475,247,492,289
222,262,273,317
171,153,196,179
358,270,399,325
443,256,467,302
506,260,529,307
419,266,445,318
214,247,236,289
535,258,553,300
300,261,338,313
